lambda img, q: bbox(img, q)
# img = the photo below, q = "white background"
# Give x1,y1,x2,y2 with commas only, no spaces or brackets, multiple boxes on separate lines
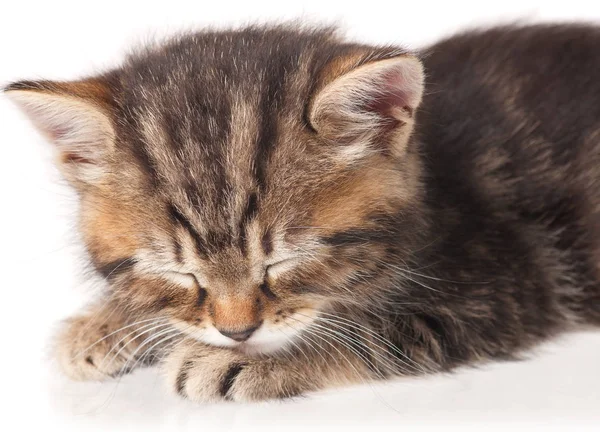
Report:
1,1,599,431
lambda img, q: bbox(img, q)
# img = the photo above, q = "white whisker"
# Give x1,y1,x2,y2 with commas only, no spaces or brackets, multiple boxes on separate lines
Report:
73,317,169,360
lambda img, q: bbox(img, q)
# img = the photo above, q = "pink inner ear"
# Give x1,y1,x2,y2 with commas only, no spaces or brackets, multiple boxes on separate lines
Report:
365,68,417,120
62,152,93,165
49,125,72,141
37,117,100,165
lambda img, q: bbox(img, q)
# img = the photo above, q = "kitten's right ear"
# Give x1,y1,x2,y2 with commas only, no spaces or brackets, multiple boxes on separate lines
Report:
4,79,116,186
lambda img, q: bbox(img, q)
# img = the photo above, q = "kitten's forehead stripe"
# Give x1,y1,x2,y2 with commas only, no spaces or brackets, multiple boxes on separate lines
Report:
261,229,274,256
238,192,259,257
241,192,259,228
252,51,290,191
168,203,208,258
173,239,183,263
122,122,160,190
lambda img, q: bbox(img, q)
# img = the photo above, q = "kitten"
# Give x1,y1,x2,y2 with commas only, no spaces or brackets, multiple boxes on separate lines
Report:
6,23,600,402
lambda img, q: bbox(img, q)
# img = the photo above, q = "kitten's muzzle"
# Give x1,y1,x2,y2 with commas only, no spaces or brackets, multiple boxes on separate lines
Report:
217,324,260,342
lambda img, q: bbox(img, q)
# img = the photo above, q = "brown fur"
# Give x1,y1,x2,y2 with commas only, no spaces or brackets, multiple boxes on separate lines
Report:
6,23,600,402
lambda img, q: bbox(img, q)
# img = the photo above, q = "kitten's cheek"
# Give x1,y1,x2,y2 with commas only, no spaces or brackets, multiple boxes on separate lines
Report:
194,326,239,348
170,320,236,348
241,317,313,355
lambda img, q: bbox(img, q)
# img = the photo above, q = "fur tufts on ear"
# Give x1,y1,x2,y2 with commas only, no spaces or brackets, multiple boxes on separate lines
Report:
309,55,425,156
5,80,115,185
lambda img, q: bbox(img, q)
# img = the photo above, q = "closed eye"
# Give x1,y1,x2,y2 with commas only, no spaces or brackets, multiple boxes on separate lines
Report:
265,257,302,279
162,271,198,289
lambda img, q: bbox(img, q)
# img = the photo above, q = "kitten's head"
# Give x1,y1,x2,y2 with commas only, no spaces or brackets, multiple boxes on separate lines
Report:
6,26,426,355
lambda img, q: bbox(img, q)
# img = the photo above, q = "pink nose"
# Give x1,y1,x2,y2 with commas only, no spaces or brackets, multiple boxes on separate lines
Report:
218,325,259,342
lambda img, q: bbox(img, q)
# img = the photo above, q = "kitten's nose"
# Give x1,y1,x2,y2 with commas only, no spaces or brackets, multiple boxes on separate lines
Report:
218,325,259,342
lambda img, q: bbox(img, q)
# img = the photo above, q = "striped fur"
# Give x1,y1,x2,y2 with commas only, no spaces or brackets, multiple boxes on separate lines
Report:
6,23,600,401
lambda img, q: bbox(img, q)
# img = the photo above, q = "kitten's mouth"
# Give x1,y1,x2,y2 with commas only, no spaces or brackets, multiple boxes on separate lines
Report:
231,328,308,356
177,308,319,356
235,310,320,355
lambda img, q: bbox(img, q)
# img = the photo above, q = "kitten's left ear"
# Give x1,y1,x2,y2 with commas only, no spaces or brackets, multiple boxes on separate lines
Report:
4,78,116,186
309,52,424,156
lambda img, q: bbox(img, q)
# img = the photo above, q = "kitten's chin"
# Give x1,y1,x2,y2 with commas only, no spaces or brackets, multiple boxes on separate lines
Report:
190,335,293,357
184,325,298,356
234,340,290,356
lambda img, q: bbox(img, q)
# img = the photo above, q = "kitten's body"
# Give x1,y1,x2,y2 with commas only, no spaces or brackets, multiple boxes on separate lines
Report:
401,25,600,369
6,23,600,401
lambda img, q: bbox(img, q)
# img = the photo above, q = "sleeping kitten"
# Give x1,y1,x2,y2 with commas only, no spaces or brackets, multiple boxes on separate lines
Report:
6,23,600,402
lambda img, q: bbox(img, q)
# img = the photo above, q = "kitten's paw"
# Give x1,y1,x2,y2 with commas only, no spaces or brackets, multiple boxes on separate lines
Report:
163,340,305,402
54,314,142,381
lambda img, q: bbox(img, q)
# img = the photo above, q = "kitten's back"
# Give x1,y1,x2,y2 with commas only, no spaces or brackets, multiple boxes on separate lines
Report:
418,24,600,326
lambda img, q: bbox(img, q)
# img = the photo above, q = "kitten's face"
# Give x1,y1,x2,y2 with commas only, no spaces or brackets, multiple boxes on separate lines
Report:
78,136,413,355
7,27,425,355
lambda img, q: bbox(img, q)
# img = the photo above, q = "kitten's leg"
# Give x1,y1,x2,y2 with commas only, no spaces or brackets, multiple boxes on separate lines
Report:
54,302,168,381
162,337,384,402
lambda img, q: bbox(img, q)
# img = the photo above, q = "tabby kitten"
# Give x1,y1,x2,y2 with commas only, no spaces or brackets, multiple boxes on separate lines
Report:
6,23,600,402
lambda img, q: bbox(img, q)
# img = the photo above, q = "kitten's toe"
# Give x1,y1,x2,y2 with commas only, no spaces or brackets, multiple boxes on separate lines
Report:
162,340,304,402
54,315,138,381
162,340,240,402
225,359,305,402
